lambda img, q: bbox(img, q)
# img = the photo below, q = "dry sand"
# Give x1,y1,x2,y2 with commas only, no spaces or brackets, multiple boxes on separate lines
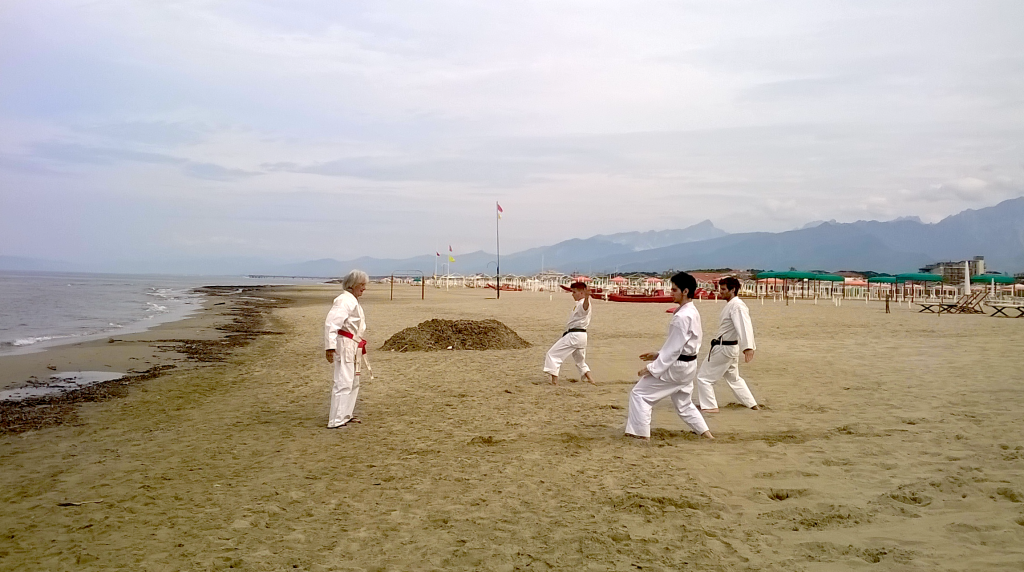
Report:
1,284,1023,571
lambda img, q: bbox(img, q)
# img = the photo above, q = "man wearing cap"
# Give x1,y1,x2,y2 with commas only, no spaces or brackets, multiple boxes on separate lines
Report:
693,276,761,412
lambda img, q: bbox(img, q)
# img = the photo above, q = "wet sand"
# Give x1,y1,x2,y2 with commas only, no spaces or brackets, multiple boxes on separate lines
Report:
1,284,1023,571
0,287,284,433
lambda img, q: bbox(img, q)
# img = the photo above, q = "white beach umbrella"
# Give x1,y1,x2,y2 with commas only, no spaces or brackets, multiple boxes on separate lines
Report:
964,261,970,296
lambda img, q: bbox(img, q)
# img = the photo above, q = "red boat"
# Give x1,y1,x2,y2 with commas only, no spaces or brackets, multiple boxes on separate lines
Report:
608,291,673,303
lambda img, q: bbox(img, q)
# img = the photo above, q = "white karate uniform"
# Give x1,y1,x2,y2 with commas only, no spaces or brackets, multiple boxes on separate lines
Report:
694,296,757,409
543,298,591,377
625,302,709,438
324,291,366,428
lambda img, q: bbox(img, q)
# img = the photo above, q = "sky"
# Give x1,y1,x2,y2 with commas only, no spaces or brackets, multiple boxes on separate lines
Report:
2,1,1023,268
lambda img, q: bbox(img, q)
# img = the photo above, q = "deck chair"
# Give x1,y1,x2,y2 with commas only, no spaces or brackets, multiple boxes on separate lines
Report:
949,291,988,314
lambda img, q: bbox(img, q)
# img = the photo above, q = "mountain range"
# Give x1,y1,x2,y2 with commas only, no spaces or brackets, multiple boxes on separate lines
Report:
4,198,1023,276
257,197,1024,277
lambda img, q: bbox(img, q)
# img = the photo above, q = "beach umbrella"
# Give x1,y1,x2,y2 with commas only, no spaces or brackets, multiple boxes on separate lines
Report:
970,274,1014,284
611,276,627,283
644,277,661,283
964,261,970,296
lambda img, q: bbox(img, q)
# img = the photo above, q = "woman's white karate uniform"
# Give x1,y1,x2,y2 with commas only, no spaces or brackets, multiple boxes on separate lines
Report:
625,302,709,438
694,296,757,409
543,298,592,377
324,290,365,428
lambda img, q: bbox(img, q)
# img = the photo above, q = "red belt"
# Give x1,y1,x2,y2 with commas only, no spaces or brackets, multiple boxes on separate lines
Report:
337,330,367,354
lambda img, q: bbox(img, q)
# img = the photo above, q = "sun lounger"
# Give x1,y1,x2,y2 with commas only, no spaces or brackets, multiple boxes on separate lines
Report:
916,302,958,314
956,291,988,314
985,301,1024,318
916,291,989,315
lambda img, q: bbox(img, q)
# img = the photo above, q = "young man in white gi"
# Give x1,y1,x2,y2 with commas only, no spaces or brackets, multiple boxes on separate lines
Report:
324,270,369,428
625,272,714,440
543,281,595,386
693,276,761,412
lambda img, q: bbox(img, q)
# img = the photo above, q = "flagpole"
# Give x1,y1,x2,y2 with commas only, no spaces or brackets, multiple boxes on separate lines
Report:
496,202,501,299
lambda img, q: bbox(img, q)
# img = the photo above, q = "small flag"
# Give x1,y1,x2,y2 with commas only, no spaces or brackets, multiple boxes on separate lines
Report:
497,202,503,219
449,255,455,263
449,245,453,252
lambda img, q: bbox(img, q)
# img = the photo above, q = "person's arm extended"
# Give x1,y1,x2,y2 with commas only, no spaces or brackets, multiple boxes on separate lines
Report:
582,288,591,311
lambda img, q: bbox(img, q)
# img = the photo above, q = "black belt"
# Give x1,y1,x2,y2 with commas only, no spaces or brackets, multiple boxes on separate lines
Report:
710,338,738,347
562,328,587,337
676,354,697,362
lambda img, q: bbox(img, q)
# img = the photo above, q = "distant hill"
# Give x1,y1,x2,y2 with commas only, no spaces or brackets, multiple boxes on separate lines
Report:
583,225,933,274
256,197,1024,277
6,198,1021,276
574,197,1024,274
452,220,727,275
845,197,1024,272
595,220,728,250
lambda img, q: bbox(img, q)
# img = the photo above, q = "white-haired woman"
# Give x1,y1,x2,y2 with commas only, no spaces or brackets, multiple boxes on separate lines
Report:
324,270,369,428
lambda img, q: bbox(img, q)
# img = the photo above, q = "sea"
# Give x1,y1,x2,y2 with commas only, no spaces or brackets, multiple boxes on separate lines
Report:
0,271,322,357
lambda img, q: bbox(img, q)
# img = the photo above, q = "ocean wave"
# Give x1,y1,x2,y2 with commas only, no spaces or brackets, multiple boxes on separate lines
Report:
3,333,78,347
147,287,188,300
146,302,169,313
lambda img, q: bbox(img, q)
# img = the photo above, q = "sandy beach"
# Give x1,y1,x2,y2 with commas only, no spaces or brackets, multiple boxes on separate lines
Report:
2,283,1023,571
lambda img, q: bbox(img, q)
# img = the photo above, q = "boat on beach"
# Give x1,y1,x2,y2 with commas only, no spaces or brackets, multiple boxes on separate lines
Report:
609,287,713,303
608,291,673,303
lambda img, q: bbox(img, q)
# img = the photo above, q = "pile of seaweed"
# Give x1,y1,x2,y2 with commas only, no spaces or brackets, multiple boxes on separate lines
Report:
381,319,531,352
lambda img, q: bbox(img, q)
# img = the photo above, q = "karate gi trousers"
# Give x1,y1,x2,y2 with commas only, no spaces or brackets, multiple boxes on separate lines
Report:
328,338,361,428
625,363,709,438
543,332,589,376
694,345,757,409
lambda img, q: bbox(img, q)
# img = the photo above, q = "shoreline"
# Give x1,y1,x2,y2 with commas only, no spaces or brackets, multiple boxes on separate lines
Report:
0,286,289,434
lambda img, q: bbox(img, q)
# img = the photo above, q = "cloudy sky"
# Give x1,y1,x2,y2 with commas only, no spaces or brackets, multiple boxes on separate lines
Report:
2,1,1022,268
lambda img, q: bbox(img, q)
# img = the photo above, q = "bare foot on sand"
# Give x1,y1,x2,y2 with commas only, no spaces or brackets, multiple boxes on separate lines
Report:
701,408,720,413
549,375,558,386
750,404,763,410
583,372,595,385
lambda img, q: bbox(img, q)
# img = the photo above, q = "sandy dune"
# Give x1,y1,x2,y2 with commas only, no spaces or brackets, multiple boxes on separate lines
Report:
2,284,1023,571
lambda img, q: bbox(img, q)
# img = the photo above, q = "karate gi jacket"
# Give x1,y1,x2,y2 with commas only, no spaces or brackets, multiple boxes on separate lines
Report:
324,291,366,360
645,301,702,384
715,297,755,352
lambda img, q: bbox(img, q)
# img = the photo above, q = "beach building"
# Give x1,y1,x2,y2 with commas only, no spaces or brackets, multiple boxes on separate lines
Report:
920,256,985,284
